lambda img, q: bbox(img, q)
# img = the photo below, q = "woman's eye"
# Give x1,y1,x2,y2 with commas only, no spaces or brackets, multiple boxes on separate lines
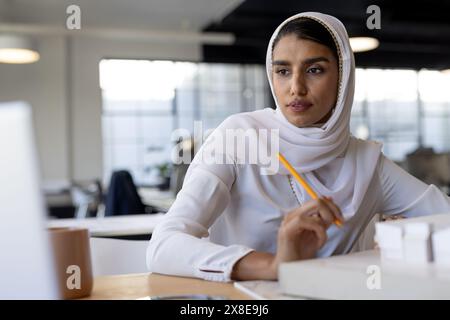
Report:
275,69,289,76
307,67,323,74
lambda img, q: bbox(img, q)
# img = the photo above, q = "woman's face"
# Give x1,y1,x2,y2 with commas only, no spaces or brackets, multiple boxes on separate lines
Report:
272,34,339,127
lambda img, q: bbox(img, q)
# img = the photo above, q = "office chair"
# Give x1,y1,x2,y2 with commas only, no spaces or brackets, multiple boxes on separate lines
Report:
71,180,104,219
104,170,161,216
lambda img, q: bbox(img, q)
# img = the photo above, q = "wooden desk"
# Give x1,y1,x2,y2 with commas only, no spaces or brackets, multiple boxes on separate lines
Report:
83,273,251,300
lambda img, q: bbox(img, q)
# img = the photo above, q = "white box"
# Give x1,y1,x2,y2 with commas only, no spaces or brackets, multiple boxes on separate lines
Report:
279,250,450,299
376,213,450,263
375,223,403,260
403,222,432,264
433,227,450,266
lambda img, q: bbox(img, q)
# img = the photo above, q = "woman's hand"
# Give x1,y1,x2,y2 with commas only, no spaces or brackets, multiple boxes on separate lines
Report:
231,197,343,281
269,197,343,276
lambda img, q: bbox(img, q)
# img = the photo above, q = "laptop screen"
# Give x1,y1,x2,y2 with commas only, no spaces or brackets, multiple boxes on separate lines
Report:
0,102,59,299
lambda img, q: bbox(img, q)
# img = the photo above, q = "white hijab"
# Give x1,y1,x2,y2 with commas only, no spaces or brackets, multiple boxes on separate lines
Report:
236,12,382,218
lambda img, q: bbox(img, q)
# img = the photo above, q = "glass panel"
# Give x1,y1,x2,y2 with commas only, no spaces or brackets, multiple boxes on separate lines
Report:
101,63,450,183
109,115,139,143
100,59,268,186
353,68,420,161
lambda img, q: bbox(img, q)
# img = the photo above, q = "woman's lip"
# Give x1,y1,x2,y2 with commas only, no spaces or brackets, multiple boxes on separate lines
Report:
288,103,313,112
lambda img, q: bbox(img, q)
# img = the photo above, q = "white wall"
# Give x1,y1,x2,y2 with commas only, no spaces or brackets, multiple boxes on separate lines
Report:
0,34,201,184
69,36,201,181
0,35,70,182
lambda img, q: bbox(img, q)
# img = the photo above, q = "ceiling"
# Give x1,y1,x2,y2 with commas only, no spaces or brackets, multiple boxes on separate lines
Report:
0,0,244,31
1,0,449,69
202,0,450,70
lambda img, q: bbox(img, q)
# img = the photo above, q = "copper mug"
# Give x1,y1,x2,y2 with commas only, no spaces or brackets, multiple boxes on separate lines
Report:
48,227,93,299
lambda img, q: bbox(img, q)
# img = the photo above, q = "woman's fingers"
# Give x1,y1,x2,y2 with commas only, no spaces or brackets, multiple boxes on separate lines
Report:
277,208,329,262
286,197,343,228
283,213,328,247
323,196,344,224
302,198,335,227
297,215,328,248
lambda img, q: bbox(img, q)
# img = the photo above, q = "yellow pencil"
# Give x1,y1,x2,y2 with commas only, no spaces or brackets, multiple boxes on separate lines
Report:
277,152,343,227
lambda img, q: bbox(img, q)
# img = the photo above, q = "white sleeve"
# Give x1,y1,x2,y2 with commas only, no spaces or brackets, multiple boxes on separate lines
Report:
378,154,450,218
146,157,254,282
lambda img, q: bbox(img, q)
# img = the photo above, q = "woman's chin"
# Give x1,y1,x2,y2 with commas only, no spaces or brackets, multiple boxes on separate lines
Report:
281,108,328,128
285,113,315,128
288,117,311,127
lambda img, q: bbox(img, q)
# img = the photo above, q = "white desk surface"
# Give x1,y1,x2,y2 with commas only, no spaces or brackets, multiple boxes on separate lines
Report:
47,213,165,237
280,249,450,299
138,187,175,211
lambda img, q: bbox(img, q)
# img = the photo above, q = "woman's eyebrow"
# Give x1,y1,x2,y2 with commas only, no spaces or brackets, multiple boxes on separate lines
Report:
272,56,330,67
272,60,290,66
303,56,330,64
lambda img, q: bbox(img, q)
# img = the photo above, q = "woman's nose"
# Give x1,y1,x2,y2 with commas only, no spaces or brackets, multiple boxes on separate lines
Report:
290,75,307,96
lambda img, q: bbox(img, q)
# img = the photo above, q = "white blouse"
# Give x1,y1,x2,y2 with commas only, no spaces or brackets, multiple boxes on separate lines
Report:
146,129,450,282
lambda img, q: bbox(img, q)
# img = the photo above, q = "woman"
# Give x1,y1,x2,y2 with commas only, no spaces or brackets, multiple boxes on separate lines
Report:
147,12,450,282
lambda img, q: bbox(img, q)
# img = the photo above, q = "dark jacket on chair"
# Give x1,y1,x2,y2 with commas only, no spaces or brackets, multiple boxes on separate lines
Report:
105,170,151,216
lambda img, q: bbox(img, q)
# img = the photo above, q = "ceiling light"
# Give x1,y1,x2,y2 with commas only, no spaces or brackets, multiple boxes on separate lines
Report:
0,35,40,64
349,37,379,53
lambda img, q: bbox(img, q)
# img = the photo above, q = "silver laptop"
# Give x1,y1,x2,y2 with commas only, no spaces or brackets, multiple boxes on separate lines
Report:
0,102,59,299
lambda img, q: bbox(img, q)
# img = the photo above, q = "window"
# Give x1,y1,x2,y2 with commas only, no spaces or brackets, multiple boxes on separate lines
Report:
419,70,450,152
100,60,450,185
100,59,270,185
352,69,420,161
351,68,450,162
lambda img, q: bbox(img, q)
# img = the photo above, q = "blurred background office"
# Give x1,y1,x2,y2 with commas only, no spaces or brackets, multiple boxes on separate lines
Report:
1,0,450,220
